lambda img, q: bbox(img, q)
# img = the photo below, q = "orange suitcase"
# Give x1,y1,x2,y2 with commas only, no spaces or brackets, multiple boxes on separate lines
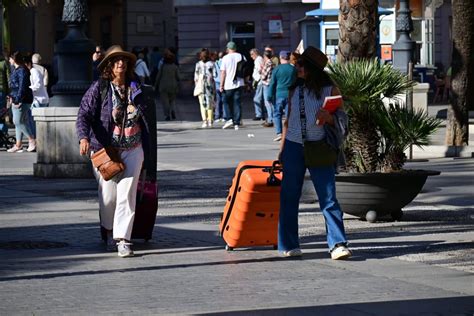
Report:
219,160,282,250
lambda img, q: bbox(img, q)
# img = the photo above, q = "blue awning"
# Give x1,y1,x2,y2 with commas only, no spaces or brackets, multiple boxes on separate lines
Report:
306,7,393,17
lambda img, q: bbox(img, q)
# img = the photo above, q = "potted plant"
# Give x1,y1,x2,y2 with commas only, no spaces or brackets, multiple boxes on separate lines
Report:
325,59,442,222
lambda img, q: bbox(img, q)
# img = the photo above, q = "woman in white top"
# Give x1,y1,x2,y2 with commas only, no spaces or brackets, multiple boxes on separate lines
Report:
26,59,49,108
277,46,351,260
194,49,216,128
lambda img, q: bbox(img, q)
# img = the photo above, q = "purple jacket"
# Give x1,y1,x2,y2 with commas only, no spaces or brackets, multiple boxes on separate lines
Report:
76,80,150,152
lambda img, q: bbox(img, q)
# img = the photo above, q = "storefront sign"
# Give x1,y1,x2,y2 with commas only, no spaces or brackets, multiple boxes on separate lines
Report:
379,19,395,44
269,16,283,37
381,44,392,60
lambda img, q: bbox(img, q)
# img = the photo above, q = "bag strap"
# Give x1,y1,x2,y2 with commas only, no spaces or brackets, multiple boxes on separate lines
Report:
298,85,307,142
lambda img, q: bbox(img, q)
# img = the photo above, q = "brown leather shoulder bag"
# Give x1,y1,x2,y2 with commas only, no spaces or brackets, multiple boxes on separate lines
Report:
91,146,125,181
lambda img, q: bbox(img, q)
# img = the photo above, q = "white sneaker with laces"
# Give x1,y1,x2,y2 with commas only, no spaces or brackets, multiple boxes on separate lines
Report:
282,248,303,257
222,120,233,129
331,244,352,260
234,125,239,131
117,240,134,258
7,145,23,153
27,140,36,152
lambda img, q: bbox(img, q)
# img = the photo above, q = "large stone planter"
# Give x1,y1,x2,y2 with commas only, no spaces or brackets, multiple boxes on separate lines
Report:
303,170,440,222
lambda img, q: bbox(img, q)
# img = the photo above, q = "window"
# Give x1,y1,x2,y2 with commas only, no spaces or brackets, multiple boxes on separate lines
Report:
229,22,255,58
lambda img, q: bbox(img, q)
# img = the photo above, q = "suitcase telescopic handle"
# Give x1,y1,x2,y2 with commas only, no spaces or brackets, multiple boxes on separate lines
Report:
267,160,282,186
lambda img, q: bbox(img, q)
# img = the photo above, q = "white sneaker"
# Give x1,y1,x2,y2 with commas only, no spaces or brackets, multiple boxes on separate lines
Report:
7,145,23,153
273,134,282,142
222,120,233,129
331,244,352,260
282,248,303,257
27,140,36,152
117,240,134,258
208,121,213,128
234,125,239,131
201,121,207,128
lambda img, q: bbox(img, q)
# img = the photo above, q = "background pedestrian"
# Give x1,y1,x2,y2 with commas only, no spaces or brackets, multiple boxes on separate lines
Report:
155,50,180,121
7,51,35,153
194,48,216,128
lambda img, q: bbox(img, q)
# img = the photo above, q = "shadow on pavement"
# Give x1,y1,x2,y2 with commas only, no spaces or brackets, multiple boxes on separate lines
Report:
198,296,474,316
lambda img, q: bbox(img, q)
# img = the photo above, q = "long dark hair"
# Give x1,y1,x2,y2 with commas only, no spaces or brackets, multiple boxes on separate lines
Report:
101,57,136,81
11,51,25,67
293,59,334,99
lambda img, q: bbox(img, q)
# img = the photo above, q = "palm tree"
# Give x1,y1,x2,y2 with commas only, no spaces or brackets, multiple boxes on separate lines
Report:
328,59,441,173
338,0,378,62
446,0,474,146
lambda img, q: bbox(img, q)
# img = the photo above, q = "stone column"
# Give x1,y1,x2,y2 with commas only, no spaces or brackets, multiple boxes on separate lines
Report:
33,0,94,178
392,0,415,74
33,107,92,178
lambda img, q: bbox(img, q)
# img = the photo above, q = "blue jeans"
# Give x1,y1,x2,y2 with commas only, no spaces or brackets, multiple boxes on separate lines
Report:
253,83,264,118
274,97,288,135
263,85,273,123
12,103,34,142
278,139,348,252
223,87,242,125
214,84,227,120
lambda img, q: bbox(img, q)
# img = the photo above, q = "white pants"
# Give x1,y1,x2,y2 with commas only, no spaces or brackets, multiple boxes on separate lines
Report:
93,145,144,240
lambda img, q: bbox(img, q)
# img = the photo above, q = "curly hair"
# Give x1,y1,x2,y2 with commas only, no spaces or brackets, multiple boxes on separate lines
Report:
101,57,136,81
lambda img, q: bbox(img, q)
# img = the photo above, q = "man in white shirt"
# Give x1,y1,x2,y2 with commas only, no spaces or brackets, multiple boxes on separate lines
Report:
135,53,151,85
250,48,264,121
219,41,246,130
32,53,48,88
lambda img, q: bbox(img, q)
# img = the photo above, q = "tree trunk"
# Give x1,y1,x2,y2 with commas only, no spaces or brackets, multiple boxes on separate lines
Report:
338,0,378,62
446,0,474,146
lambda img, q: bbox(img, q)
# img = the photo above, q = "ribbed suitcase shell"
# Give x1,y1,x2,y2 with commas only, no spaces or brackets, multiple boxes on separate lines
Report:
219,160,282,249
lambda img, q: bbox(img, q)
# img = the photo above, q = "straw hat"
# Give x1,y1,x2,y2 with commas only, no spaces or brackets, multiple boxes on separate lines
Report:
97,45,137,71
301,46,328,70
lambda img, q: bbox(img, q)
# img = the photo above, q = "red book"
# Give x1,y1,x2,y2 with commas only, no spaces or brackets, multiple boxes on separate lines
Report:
322,95,343,113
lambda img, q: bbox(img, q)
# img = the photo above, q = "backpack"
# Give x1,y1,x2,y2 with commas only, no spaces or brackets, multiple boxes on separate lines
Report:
233,54,250,81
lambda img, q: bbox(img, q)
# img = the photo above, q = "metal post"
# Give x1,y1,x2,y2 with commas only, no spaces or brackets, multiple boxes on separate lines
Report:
392,0,415,74
49,0,95,107
407,61,414,159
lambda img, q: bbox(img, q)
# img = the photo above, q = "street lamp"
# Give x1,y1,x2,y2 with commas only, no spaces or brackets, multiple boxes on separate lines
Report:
49,0,94,107
392,0,415,74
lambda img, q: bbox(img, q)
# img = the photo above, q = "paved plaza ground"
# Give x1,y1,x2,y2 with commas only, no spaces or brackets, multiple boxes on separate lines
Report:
0,94,473,315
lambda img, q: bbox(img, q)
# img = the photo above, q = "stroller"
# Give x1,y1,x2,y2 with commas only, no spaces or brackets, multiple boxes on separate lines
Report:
0,107,16,149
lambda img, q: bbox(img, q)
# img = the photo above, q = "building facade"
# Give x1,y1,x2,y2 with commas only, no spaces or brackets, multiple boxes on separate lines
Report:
174,0,315,89
302,0,454,76
3,0,177,66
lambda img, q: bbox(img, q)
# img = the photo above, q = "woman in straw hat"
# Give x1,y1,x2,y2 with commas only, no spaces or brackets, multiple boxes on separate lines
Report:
277,46,352,260
76,45,150,258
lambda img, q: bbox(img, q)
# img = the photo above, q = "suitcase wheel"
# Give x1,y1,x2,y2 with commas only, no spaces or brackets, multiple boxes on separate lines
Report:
225,245,234,251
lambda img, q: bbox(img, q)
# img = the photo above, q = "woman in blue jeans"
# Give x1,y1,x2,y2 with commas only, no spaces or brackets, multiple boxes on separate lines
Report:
7,51,36,153
277,46,351,260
